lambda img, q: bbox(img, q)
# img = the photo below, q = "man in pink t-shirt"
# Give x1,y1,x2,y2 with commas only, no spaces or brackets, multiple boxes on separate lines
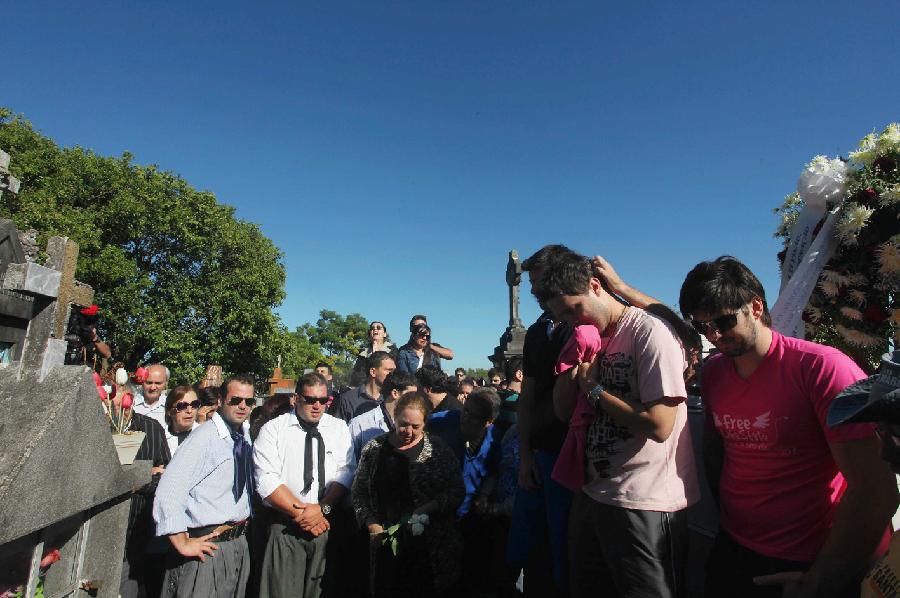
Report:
680,256,898,597
533,248,699,598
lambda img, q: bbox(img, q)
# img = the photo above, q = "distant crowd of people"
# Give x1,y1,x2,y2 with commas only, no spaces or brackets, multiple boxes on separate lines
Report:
100,245,899,598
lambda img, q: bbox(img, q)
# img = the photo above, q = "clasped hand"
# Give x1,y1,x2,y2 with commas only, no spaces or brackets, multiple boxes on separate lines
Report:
292,502,329,537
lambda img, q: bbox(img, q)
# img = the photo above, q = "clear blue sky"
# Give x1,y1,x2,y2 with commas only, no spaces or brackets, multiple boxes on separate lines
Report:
6,1,899,369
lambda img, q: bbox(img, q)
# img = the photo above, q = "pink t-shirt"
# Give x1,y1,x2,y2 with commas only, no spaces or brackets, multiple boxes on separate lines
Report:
582,307,700,512
702,331,873,562
552,325,602,492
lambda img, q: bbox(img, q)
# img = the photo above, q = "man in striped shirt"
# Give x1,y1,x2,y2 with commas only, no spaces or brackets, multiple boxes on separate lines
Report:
153,374,256,598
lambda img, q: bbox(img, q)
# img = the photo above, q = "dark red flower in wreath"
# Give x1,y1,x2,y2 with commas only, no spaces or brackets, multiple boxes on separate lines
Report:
851,188,878,208
777,249,787,264
80,304,99,317
872,156,897,173
863,303,890,324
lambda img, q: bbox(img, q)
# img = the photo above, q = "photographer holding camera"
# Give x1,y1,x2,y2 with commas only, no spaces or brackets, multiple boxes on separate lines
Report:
64,304,111,369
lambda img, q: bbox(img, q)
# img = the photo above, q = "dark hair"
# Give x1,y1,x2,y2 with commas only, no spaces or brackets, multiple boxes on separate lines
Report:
504,357,523,381
644,304,703,354
409,314,428,332
195,385,222,407
249,395,293,440
220,373,256,397
454,367,466,376
460,376,476,387
468,387,501,421
314,362,332,374
416,365,447,393
295,371,327,393
679,256,771,326
383,370,418,397
366,350,394,372
532,249,592,304
165,385,197,413
395,391,432,421
522,244,571,274
369,320,388,337
488,368,502,381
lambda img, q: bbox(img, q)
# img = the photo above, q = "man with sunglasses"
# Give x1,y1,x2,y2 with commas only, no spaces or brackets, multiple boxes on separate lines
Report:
680,256,897,598
153,374,257,598
253,372,354,598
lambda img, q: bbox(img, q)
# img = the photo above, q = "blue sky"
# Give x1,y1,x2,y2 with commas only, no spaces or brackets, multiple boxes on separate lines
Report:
6,1,899,368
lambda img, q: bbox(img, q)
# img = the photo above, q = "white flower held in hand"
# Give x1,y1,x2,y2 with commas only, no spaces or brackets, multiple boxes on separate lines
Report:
410,522,425,536
408,513,430,535
115,368,129,386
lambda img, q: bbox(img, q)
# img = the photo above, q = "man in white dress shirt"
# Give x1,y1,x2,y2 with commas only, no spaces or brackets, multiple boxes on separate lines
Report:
133,363,169,429
253,371,354,598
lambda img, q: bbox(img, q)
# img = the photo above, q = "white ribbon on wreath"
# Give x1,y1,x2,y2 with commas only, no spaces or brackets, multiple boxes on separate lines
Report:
771,157,848,339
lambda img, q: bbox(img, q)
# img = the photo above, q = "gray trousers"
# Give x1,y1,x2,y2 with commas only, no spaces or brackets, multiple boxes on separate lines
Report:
259,521,329,598
568,492,688,598
161,535,250,598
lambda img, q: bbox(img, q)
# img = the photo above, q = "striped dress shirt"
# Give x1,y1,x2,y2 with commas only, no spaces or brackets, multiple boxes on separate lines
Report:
153,412,252,535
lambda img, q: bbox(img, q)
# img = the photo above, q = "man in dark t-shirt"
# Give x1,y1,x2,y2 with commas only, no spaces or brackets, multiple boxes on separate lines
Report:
510,245,575,597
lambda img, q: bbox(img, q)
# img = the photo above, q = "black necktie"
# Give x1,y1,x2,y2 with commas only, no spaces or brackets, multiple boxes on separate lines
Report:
297,415,326,499
230,427,254,506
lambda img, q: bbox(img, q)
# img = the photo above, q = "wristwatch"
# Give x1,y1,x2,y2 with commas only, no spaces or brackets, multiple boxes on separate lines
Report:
320,503,332,516
588,383,606,401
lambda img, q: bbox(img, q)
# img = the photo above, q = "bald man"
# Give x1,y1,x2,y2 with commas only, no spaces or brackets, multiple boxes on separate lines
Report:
133,364,170,429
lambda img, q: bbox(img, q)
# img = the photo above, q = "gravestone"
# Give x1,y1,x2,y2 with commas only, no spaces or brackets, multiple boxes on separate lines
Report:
0,149,148,597
489,250,528,370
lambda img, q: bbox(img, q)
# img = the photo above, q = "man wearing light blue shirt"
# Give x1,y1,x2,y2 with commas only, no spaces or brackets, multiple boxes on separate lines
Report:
153,374,256,598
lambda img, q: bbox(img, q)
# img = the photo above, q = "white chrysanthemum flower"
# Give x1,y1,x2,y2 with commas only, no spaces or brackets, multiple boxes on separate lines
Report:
836,324,883,347
847,290,867,306
882,184,900,207
875,242,900,276
797,155,848,208
876,123,900,154
819,279,840,297
820,269,849,285
835,205,875,245
840,307,863,321
850,133,878,166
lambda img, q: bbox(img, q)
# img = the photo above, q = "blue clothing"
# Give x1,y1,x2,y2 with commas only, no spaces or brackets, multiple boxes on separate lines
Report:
428,410,502,517
395,345,442,374
153,413,253,535
348,402,393,462
508,449,571,591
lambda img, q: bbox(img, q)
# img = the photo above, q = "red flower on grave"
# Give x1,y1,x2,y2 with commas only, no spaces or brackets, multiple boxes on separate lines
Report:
133,367,149,384
863,303,889,324
40,549,61,569
92,372,103,386
120,393,134,410
80,304,99,317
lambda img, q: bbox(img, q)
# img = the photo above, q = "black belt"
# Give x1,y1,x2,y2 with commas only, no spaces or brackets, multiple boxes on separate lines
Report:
187,519,248,542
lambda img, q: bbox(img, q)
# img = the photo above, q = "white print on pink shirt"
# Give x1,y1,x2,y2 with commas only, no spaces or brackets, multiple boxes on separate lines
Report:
713,411,795,453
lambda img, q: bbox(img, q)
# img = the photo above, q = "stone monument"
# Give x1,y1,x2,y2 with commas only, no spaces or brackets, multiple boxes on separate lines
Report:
489,249,528,370
0,148,148,597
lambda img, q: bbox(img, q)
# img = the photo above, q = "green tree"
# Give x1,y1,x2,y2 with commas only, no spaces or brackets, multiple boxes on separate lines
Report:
0,108,286,383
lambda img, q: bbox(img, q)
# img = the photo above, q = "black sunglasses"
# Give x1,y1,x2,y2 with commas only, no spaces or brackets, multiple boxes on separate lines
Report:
690,312,739,336
301,395,329,405
174,400,201,412
227,396,256,407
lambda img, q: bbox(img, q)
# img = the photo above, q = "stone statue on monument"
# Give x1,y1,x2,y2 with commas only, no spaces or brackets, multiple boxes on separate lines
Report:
490,250,528,369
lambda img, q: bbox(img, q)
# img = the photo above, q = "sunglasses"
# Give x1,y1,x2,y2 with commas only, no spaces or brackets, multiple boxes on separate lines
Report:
370,325,385,331
301,395,329,405
417,334,431,340
690,312,739,336
227,396,256,407
173,400,201,412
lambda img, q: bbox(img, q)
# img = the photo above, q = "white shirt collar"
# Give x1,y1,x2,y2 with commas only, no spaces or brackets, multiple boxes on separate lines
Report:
212,411,251,441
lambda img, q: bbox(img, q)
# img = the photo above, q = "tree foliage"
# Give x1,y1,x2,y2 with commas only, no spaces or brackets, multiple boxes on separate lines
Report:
0,108,286,383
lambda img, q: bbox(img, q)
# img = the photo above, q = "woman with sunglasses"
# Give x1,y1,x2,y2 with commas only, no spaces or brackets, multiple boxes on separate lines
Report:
164,385,200,455
396,324,441,375
352,321,398,385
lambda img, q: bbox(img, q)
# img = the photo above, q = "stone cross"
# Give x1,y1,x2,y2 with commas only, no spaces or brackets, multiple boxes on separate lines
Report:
0,149,22,200
506,249,524,328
